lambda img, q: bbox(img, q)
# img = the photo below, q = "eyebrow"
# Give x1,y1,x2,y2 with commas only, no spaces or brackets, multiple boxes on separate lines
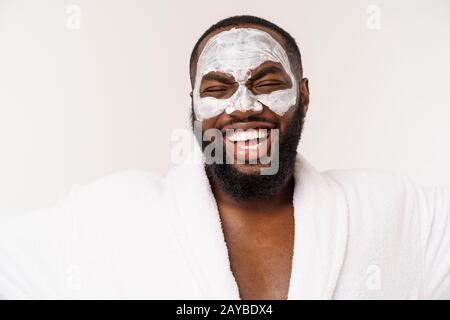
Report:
201,65,285,84
250,65,284,81
201,73,235,84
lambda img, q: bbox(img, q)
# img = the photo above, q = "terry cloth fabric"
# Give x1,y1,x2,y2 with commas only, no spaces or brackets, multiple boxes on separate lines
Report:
0,144,449,299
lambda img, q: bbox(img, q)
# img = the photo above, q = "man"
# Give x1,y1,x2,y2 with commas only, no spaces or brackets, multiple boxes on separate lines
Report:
0,15,449,299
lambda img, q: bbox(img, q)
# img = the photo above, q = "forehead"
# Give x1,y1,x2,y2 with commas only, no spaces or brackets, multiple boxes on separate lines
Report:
195,23,288,68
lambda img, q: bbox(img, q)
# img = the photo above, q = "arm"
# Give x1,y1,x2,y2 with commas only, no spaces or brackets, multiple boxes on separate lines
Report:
420,186,450,299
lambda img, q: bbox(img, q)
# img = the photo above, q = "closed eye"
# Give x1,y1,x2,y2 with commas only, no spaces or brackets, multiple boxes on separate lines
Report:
255,81,283,88
203,86,228,93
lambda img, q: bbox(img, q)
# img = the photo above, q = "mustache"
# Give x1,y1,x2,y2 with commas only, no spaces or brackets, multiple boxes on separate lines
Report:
219,115,280,131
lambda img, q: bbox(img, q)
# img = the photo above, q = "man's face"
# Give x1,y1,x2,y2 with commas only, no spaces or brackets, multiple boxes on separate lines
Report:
201,60,296,171
193,24,309,177
190,24,309,200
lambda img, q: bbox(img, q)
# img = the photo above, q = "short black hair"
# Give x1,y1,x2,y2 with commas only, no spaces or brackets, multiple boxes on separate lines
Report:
189,15,303,89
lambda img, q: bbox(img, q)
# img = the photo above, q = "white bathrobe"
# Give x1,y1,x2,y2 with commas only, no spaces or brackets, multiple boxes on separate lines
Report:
0,148,449,299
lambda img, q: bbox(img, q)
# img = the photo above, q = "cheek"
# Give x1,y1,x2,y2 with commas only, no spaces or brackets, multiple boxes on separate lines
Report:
281,107,295,123
201,117,220,132
278,107,297,136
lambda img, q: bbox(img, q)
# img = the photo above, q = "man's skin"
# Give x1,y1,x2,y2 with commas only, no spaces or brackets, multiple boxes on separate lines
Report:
192,23,310,300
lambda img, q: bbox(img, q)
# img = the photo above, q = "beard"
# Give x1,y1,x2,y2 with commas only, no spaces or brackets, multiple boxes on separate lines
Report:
200,102,305,201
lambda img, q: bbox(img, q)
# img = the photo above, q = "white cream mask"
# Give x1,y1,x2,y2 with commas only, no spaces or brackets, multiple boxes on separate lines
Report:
193,27,298,121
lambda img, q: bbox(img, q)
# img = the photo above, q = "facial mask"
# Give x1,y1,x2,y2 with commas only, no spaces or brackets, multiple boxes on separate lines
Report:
193,27,298,121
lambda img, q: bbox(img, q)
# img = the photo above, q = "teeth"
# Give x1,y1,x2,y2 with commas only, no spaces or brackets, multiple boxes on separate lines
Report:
243,143,261,150
258,130,268,139
227,129,269,142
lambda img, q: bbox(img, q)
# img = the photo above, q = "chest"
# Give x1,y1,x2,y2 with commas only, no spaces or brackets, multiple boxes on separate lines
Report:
220,210,295,299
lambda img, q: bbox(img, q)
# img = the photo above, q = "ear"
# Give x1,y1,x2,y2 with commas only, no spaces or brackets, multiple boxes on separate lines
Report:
299,78,310,113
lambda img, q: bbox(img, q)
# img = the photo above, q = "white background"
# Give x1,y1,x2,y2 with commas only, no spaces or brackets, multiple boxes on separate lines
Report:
1,0,449,213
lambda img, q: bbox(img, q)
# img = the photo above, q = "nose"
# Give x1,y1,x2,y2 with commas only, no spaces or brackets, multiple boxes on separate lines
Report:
227,87,265,120
227,103,265,121
224,82,264,117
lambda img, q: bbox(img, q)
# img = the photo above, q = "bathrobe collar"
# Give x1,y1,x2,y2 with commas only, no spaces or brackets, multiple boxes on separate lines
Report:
164,144,348,299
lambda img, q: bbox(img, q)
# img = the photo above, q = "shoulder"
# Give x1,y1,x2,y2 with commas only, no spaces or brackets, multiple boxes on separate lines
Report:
0,170,170,298
322,168,421,212
0,170,164,230
70,170,163,198
0,169,165,240
64,170,165,214
321,167,427,225
322,167,447,222
321,168,426,297
324,168,450,298
323,167,410,192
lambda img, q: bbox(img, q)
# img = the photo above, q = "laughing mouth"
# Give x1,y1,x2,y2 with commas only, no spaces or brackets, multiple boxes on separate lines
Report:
222,121,276,143
225,128,270,149
222,126,276,163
